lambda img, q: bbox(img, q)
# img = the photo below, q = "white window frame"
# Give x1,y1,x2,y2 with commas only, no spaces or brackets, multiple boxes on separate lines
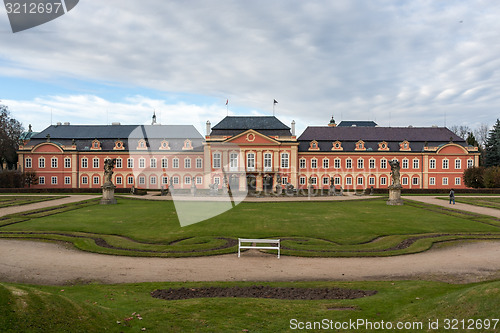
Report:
369,159,375,169
127,158,134,168
323,177,329,185
185,176,191,184
39,157,45,168
93,158,99,169
196,176,202,184
64,176,71,185
311,158,317,169
25,158,32,168
82,158,88,168
334,177,340,185
442,159,449,169
247,153,255,171
51,176,57,185
467,159,474,168
310,177,317,185
139,158,145,168
429,159,436,169
64,158,71,168
116,158,122,168
369,177,375,185
93,176,100,184
455,159,461,169
429,177,435,185
402,177,408,185
299,176,306,185
162,176,168,184
173,158,179,168
116,176,123,185
51,157,58,168
264,153,272,171
346,159,352,169
380,177,387,186
412,177,419,185
81,176,88,185
231,153,239,171
357,159,364,169
442,177,448,185
281,153,289,169
138,176,145,185
196,158,203,169
150,176,157,185
402,159,408,169
161,158,168,168
213,153,221,169
127,176,134,184
357,176,363,185
413,159,419,169
380,159,387,169
150,158,157,168
322,158,329,169
184,158,191,169
299,159,306,169
345,177,352,185
334,159,341,169
39,176,45,184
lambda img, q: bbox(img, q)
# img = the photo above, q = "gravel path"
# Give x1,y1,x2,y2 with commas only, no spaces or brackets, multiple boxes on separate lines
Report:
0,195,100,218
0,194,499,285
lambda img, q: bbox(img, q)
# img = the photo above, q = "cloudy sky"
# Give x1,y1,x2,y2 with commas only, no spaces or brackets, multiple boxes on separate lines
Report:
1,0,499,135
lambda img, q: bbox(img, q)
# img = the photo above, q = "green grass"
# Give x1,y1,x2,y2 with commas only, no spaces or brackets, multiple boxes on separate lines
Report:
1,197,500,257
440,197,500,210
0,196,65,208
1,280,499,332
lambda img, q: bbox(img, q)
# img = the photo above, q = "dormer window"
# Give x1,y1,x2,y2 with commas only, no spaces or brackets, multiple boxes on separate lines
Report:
182,139,193,150
378,141,389,151
137,139,147,150
113,140,124,150
308,140,320,151
331,141,343,151
399,140,411,151
159,140,170,150
91,139,101,150
355,140,366,151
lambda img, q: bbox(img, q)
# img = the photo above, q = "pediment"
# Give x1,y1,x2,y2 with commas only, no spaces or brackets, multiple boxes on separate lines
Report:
224,130,281,145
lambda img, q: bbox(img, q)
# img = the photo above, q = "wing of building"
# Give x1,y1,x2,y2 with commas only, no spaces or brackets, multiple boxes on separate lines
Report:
18,116,479,190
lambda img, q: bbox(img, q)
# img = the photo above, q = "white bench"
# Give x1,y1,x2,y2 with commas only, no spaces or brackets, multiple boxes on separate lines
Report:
238,238,280,258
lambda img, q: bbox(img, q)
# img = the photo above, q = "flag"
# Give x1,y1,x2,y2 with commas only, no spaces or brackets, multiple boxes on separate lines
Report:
226,99,228,106
274,99,278,104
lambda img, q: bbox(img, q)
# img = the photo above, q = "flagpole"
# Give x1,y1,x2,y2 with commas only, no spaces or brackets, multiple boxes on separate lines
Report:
226,99,229,116
273,99,278,116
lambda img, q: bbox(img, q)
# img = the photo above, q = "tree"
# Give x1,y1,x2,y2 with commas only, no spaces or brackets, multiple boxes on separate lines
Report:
483,166,500,188
463,166,485,188
466,132,479,147
474,123,489,148
0,104,24,170
484,119,500,167
450,125,471,140
24,171,38,188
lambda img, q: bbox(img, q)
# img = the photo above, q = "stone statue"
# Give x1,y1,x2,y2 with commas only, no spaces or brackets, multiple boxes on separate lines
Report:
103,158,117,184
389,160,401,188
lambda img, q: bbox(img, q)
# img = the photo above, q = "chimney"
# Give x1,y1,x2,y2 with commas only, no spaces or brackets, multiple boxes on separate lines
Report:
64,122,70,125
206,120,211,136
291,120,296,136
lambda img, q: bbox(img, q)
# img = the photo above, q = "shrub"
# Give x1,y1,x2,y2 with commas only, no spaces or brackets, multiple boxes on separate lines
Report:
463,166,485,188
483,166,500,188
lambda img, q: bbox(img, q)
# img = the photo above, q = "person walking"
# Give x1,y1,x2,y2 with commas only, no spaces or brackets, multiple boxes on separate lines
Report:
449,189,455,204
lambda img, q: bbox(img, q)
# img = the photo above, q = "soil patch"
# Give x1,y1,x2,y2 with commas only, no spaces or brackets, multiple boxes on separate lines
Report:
150,286,377,300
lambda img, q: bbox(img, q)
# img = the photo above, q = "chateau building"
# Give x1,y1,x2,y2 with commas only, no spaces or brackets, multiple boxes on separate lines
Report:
17,116,479,190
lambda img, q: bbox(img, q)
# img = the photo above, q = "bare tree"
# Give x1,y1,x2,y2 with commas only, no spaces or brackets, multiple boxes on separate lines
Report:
474,123,489,148
449,125,471,140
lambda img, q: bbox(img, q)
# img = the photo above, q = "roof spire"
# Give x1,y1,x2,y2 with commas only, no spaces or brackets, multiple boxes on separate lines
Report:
328,115,336,127
152,110,157,125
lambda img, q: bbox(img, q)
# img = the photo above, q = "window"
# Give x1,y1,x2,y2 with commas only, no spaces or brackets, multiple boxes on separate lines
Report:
412,177,419,185
323,177,329,185
455,177,461,185
93,176,100,184
357,159,364,169
51,176,57,185
345,177,352,185
116,158,122,168
323,158,329,169
429,159,436,169
429,177,435,185
150,176,157,185
357,177,363,185
402,159,408,169
334,177,340,185
380,177,387,186
161,158,168,168
231,153,240,171
127,158,133,168
150,158,157,168
299,159,306,169
213,177,219,185
39,176,45,184
162,176,168,184
413,159,419,169
380,159,387,169
299,177,306,185
369,177,375,185
81,158,88,168
39,157,45,168
264,153,272,171
64,158,71,168
334,159,341,169
281,153,289,168
81,176,88,185
173,176,180,185
467,159,474,168
247,153,255,170
184,158,191,169
127,176,134,184
116,176,122,185
455,159,461,169
25,158,32,168
310,177,317,185
282,177,288,184
311,158,317,169
346,159,352,169
196,176,202,184
213,153,221,169
369,159,375,169
185,176,191,184
138,176,145,185
442,159,449,169
64,176,71,185
173,158,179,168
442,177,448,185
139,158,145,168
196,158,203,169
93,158,99,168
402,177,408,185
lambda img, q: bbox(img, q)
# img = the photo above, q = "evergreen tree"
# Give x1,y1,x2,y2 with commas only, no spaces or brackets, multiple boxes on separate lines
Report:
0,104,24,169
485,119,500,167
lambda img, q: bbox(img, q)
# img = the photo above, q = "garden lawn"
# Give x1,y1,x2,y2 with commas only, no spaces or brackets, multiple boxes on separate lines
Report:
1,280,500,333
1,197,499,257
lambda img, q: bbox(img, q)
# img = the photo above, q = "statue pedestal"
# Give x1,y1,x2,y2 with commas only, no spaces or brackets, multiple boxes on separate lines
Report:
386,186,403,205
100,182,117,205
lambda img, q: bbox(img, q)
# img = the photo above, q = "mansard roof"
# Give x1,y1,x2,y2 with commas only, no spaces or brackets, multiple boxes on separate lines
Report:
32,124,202,140
298,126,465,152
337,121,378,127
210,116,292,137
